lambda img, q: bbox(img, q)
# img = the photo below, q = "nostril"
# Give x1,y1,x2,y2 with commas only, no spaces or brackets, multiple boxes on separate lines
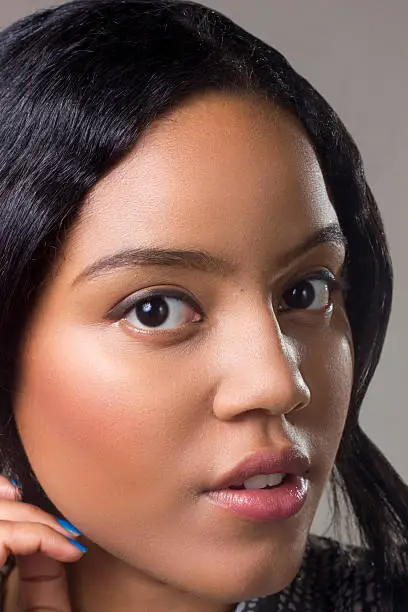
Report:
291,402,307,413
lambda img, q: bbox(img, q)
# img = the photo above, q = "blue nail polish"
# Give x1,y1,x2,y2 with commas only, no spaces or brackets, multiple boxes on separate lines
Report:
67,538,88,553
57,518,82,535
11,479,22,488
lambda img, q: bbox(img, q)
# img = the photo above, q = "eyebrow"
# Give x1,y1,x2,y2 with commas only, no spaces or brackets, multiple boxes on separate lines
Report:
71,222,347,286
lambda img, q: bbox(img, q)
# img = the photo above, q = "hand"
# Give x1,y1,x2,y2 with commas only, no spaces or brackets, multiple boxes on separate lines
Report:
0,475,86,611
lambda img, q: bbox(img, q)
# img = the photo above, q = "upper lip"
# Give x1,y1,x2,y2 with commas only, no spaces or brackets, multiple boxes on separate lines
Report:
204,446,311,491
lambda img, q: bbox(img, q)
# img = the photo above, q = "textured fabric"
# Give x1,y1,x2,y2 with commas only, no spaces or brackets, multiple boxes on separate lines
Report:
232,535,388,611
0,536,400,611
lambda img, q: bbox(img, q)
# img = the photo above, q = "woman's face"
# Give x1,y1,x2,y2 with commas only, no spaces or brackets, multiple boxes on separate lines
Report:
13,92,353,605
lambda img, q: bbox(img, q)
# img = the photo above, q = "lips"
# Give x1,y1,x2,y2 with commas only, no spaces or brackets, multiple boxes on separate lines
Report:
204,446,310,492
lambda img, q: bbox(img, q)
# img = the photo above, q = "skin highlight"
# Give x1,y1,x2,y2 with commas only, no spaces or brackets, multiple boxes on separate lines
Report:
10,92,353,612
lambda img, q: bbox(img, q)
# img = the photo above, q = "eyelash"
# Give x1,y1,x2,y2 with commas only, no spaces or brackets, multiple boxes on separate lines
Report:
111,288,204,327
112,269,348,334
278,269,347,314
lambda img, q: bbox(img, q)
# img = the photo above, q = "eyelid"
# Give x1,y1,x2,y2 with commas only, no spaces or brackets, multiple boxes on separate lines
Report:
281,265,347,293
106,286,205,321
278,267,348,313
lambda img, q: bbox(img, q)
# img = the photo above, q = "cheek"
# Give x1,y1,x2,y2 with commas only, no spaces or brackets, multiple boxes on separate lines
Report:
294,319,354,475
12,325,201,519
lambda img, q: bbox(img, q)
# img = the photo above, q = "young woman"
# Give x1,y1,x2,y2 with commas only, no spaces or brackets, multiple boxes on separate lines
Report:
0,1,407,610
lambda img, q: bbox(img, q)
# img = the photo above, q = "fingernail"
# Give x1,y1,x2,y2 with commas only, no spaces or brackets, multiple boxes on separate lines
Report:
57,518,82,535
11,479,22,488
67,537,88,553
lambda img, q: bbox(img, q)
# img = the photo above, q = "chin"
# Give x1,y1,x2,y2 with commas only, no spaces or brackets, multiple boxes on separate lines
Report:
220,550,305,603
166,533,309,605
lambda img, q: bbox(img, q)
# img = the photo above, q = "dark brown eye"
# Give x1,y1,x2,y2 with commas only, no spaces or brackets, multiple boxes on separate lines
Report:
123,292,202,331
136,297,170,328
281,277,331,311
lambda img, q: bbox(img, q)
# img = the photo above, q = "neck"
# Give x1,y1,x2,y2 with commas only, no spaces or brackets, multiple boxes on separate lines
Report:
65,540,237,612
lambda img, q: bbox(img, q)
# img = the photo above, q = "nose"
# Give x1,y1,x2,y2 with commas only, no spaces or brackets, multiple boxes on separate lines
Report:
211,305,311,421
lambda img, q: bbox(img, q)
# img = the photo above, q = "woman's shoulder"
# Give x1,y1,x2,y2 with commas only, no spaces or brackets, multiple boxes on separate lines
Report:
239,534,397,611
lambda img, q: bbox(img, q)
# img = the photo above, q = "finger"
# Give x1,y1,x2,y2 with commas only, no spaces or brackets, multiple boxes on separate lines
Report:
17,552,73,612
0,520,85,566
0,500,82,539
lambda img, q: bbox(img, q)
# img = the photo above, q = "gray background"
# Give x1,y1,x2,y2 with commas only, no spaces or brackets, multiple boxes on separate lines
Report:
1,1,407,538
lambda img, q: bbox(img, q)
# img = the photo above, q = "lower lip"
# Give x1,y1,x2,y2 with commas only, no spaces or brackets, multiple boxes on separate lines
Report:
205,475,309,522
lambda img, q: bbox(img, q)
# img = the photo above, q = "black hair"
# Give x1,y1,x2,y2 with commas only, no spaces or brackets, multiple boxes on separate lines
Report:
0,0,406,597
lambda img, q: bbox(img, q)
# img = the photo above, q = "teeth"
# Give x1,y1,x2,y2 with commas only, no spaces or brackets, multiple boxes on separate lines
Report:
243,473,285,489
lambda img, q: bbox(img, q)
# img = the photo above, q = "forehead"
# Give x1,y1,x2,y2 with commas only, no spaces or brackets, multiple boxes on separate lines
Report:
59,92,338,277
